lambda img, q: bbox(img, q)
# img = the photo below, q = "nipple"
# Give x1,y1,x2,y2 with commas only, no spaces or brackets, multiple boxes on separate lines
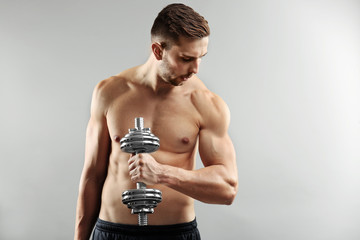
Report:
182,137,190,144
114,135,121,142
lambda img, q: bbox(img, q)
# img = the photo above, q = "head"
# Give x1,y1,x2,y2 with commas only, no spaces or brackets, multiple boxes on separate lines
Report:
150,3,210,86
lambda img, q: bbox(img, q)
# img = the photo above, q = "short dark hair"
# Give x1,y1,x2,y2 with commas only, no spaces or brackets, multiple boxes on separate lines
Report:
151,3,210,48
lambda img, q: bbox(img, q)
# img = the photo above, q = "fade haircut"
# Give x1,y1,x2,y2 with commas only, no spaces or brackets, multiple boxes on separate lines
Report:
151,3,210,49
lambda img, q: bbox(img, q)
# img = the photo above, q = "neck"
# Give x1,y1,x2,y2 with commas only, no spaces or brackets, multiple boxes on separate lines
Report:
137,55,175,94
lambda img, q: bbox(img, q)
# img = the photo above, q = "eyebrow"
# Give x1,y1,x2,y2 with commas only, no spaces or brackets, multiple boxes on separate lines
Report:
182,52,208,59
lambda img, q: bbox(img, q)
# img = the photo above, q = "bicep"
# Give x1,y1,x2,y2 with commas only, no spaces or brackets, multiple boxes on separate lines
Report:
81,83,111,183
197,93,236,171
82,116,110,181
198,129,236,172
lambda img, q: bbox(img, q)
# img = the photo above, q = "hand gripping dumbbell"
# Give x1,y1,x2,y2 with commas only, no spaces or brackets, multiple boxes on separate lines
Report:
120,117,162,226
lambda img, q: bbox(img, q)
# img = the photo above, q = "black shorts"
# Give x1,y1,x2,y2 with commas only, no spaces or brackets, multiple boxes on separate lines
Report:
92,218,201,240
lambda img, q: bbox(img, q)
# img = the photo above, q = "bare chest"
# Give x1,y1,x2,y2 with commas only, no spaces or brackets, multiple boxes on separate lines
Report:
106,91,200,154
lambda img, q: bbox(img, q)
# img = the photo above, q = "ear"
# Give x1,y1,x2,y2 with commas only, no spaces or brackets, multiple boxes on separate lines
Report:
152,42,163,60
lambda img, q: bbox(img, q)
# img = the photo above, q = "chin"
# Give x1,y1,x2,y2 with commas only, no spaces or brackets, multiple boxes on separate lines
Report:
168,78,183,86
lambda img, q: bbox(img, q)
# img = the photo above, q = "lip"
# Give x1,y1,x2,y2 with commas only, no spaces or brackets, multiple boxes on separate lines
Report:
182,74,193,81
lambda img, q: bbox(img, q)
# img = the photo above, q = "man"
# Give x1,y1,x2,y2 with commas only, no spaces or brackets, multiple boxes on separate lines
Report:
74,3,238,240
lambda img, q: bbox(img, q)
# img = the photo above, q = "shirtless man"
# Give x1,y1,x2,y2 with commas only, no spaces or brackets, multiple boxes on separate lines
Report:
74,3,238,240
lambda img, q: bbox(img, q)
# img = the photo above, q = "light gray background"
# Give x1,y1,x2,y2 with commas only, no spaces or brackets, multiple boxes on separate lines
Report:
1,0,359,239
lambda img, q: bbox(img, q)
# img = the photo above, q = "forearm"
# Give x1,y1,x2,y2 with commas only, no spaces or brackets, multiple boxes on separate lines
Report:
159,164,238,205
74,179,103,240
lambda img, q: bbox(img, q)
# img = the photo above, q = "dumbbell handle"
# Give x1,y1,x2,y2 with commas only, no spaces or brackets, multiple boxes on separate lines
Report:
134,150,148,226
137,182,146,190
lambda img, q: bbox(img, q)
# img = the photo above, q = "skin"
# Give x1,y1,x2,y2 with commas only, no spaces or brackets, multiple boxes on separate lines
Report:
74,36,238,240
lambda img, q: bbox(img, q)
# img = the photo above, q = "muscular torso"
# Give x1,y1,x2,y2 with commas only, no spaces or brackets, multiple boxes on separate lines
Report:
98,69,207,225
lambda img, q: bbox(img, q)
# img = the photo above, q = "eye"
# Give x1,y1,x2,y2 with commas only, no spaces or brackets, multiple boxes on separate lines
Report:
181,57,193,62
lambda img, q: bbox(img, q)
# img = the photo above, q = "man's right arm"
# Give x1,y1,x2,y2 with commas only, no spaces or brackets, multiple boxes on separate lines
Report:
74,81,111,240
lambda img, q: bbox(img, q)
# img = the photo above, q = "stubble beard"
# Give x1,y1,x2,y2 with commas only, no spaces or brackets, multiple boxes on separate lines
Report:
159,59,183,87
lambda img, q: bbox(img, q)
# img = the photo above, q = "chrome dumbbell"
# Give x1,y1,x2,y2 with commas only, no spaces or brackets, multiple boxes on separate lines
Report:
120,117,162,226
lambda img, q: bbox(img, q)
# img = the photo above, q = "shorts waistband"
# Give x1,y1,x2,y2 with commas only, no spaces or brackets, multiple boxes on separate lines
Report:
95,218,198,235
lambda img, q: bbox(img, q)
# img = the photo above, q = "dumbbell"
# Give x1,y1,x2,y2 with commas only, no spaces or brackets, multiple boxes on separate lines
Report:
120,117,162,226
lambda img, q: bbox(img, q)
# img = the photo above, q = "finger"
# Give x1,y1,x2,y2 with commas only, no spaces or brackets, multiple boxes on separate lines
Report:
128,155,141,171
129,165,138,176
128,160,137,171
128,155,136,166
130,170,141,183
131,174,139,183
128,164,135,172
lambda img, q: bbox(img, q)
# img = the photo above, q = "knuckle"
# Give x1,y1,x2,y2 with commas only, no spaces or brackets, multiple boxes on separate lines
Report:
138,159,144,166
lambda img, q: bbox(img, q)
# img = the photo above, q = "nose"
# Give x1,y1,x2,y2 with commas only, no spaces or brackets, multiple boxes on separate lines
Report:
189,59,201,74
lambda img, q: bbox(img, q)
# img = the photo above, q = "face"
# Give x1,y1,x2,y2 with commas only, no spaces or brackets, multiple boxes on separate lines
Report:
158,36,208,86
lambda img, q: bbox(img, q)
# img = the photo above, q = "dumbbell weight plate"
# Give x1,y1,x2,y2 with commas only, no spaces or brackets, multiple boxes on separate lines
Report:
120,140,160,153
122,189,162,203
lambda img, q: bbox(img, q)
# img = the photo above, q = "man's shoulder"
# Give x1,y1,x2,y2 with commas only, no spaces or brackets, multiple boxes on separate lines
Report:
93,73,133,101
190,88,228,114
96,75,129,93
95,65,141,94
188,82,230,131
90,74,132,115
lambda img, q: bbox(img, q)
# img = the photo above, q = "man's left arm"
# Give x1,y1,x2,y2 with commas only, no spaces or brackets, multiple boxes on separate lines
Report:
128,93,238,205
161,95,238,204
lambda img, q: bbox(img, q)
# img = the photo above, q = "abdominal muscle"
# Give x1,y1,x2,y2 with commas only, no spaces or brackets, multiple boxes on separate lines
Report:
98,147,196,225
